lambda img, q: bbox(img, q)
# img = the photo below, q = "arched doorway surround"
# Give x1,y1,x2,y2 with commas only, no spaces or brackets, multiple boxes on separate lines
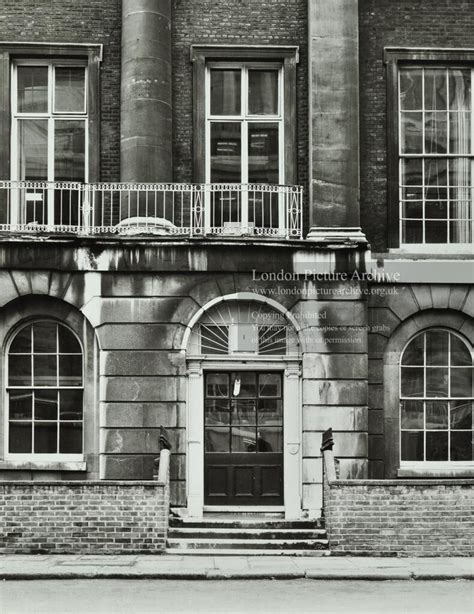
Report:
181,293,302,518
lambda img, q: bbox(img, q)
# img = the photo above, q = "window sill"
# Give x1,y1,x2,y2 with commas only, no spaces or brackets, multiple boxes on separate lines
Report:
398,466,474,478
0,460,87,471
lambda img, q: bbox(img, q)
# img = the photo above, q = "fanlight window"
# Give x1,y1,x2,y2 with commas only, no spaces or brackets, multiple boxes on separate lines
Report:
6,321,84,457
400,329,473,463
188,301,299,357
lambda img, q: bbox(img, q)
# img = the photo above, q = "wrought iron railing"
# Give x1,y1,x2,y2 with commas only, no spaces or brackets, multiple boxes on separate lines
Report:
0,181,303,239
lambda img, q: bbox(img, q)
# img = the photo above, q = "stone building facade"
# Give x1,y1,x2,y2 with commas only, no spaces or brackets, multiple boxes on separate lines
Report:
0,0,472,541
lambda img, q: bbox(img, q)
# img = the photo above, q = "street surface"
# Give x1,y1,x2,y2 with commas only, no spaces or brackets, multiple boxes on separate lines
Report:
1,579,473,614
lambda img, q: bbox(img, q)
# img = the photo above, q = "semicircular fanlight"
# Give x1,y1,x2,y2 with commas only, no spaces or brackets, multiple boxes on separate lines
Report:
187,300,299,357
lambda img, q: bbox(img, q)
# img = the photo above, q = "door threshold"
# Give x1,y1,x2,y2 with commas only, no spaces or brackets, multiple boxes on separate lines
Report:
203,506,284,513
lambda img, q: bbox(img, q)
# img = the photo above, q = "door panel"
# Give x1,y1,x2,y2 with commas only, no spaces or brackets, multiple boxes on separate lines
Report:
204,371,283,506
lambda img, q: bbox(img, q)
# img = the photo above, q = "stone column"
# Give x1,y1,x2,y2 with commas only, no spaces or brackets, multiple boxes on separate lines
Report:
307,0,365,242
121,0,172,182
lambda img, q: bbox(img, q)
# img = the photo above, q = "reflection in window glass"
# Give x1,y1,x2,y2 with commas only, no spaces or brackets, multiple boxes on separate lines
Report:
17,66,48,113
55,67,86,113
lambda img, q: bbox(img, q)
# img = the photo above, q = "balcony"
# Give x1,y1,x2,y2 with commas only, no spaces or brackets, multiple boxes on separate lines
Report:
0,181,303,240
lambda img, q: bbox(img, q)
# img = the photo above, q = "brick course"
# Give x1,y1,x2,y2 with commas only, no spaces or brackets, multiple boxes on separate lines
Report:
324,475,474,556
0,481,168,554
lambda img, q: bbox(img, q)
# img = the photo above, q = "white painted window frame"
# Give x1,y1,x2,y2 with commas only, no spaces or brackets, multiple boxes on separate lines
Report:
4,320,85,462
204,61,285,232
10,59,89,225
399,328,473,469
398,65,474,251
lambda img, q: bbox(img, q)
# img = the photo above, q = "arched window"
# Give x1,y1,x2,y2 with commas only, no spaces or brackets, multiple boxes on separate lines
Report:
400,329,473,464
6,321,83,458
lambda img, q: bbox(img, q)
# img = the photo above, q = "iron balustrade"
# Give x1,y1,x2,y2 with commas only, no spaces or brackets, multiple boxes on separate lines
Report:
0,181,303,239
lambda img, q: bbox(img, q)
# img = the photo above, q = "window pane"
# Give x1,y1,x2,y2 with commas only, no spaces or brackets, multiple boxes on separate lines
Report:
34,422,57,453
55,120,85,181
426,330,449,365
401,431,424,460
400,112,422,153
210,69,241,115
401,158,423,200
58,326,81,354
59,422,82,454
8,355,32,386
258,427,282,452
402,219,423,243
425,401,448,429
449,112,471,154
425,158,448,200
35,389,58,420
206,373,229,398
233,372,256,398
9,390,33,420
210,122,241,182
426,431,448,461
425,112,447,153
9,422,32,453
425,201,447,219
450,400,473,429
58,355,82,386
450,335,471,366
258,373,282,398
258,399,283,425
451,368,473,397
248,123,279,184
18,119,48,181
258,326,287,354
17,66,48,113
60,389,83,420
451,431,473,461
426,367,449,397
400,69,422,110
33,322,57,353
231,399,256,425
10,326,31,353
400,367,424,397
200,325,229,355
33,355,57,386
55,67,85,113
248,70,278,115
402,334,424,366
424,69,447,110
449,69,471,110
425,220,447,243
205,426,230,452
205,400,230,426
231,426,256,452
400,400,424,429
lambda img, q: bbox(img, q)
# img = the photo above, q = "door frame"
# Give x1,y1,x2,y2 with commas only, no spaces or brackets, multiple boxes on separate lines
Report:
186,358,302,519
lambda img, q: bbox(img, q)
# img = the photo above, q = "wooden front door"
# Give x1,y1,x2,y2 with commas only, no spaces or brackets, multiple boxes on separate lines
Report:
204,371,284,506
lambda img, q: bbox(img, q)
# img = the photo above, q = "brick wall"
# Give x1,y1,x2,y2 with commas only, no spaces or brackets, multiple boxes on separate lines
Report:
0,481,168,554
359,0,474,252
0,0,121,182
323,459,474,557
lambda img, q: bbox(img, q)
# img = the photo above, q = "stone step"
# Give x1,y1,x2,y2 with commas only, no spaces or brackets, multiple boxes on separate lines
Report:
167,538,329,551
168,527,327,540
169,516,324,531
165,547,331,557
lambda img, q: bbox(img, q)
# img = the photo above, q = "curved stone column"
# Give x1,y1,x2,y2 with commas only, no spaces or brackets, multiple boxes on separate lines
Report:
121,0,172,183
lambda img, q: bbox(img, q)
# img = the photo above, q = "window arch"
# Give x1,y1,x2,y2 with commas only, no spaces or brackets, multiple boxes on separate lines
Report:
400,328,473,464
6,320,84,458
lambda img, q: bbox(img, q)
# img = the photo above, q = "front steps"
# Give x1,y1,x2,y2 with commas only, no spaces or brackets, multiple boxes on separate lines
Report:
166,515,329,556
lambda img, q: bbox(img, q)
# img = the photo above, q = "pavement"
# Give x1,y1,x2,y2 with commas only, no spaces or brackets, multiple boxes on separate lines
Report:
1,554,473,581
